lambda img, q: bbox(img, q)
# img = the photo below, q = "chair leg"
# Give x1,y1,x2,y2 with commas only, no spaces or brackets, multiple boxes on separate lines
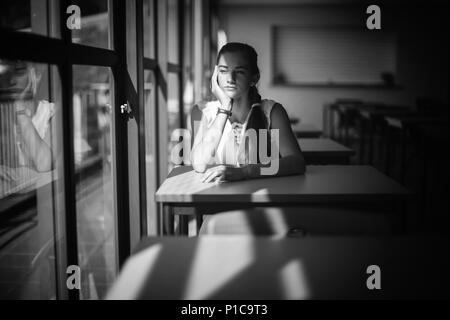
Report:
196,214,203,235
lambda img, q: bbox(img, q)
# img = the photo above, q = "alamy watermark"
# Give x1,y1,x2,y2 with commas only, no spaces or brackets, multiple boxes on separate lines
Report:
366,264,381,290
66,265,81,290
170,122,280,176
366,5,381,30
66,5,81,30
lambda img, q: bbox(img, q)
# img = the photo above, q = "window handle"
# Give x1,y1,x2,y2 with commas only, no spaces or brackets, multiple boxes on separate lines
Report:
120,103,131,114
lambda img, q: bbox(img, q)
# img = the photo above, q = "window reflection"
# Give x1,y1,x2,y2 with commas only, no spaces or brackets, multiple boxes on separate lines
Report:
144,70,157,235
143,0,156,59
168,72,180,173
0,59,62,299
167,0,179,64
71,0,110,49
72,65,116,299
0,0,52,37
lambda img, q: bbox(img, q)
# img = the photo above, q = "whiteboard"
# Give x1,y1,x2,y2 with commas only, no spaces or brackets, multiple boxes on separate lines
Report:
273,26,397,86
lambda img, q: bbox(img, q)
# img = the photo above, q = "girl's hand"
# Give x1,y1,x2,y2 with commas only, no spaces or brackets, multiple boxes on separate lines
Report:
211,66,232,110
32,100,55,139
201,165,246,183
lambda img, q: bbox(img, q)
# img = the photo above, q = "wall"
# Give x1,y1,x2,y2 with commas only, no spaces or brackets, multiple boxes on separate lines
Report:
218,3,449,129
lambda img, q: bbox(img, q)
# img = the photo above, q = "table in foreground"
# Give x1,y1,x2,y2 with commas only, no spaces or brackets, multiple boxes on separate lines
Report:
155,165,411,235
106,236,450,300
298,138,355,164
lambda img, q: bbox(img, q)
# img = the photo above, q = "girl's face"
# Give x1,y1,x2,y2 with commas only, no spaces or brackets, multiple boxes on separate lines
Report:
217,51,256,100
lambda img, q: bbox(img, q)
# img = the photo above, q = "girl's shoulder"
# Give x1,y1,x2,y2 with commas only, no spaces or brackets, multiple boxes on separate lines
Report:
260,98,282,117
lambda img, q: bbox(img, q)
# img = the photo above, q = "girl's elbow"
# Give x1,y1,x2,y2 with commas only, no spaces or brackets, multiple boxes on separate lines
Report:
293,155,306,175
35,156,52,172
193,164,207,173
190,150,207,173
298,162,306,175
192,159,207,173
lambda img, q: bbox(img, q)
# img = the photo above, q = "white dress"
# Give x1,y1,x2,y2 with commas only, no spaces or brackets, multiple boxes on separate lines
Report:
199,99,278,166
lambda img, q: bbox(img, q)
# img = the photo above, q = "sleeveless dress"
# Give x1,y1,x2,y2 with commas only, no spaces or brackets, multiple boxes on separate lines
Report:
200,99,278,166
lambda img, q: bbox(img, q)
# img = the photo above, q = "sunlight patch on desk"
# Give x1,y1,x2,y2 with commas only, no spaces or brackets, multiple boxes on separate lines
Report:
249,188,270,202
182,237,255,299
106,244,162,299
278,259,310,300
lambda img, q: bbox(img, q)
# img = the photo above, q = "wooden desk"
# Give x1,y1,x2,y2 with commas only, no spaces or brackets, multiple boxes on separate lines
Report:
155,166,410,235
298,138,355,164
106,236,450,300
292,123,322,138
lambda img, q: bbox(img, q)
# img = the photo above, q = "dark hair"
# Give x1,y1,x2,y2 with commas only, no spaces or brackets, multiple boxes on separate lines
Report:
216,42,261,106
217,43,270,164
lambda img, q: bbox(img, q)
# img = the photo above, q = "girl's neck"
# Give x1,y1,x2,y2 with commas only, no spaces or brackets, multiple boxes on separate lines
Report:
230,93,252,124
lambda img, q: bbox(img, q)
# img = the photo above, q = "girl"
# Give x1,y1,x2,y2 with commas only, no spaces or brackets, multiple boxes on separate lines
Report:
190,42,305,182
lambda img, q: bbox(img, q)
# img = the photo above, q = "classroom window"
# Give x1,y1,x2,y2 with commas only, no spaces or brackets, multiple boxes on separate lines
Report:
143,0,156,59
70,0,111,50
167,0,180,64
144,70,157,235
0,60,63,299
182,0,194,120
0,0,54,37
167,72,180,172
166,0,182,172
72,65,116,299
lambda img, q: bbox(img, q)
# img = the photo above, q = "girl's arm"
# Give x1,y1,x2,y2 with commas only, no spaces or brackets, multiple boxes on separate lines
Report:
190,107,230,173
191,66,232,173
16,113,53,172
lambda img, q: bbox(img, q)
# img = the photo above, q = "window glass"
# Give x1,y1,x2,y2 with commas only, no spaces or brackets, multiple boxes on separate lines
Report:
143,0,156,59
0,0,53,37
0,60,63,299
72,65,116,299
144,70,157,235
71,0,111,50
167,72,180,173
167,0,179,64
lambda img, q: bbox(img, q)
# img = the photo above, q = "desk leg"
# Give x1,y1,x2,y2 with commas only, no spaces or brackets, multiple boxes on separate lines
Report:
378,122,387,171
343,112,349,146
400,129,407,184
358,118,366,164
330,107,335,139
196,214,203,235
384,126,392,176
157,203,162,236
163,204,175,235
368,118,375,166
179,215,189,236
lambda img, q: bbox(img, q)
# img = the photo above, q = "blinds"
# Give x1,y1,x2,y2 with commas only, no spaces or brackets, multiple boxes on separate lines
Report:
273,26,397,85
